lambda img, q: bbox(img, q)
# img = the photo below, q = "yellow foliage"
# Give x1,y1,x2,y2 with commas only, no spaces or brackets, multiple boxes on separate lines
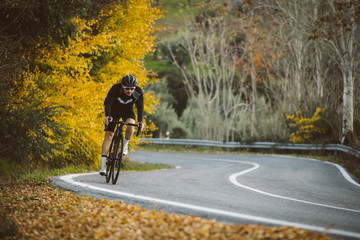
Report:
13,0,164,165
286,108,325,143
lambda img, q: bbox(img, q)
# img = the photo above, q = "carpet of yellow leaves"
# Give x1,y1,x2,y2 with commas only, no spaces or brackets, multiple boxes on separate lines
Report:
0,181,331,240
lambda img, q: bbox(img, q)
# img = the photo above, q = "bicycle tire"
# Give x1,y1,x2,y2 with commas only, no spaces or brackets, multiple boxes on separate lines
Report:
105,137,117,183
112,133,124,184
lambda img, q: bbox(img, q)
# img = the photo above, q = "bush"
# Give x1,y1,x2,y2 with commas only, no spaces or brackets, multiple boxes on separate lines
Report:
0,90,67,170
147,102,189,139
286,108,325,143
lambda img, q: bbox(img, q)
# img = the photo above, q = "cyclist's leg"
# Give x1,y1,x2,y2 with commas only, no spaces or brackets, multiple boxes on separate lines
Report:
102,131,114,155
122,107,136,139
99,131,113,175
120,109,134,155
121,118,134,155
100,118,117,175
125,118,135,139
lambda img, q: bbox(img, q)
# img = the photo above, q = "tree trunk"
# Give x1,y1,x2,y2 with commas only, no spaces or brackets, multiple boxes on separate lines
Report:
338,6,356,144
315,44,323,98
341,62,354,144
249,51,257,137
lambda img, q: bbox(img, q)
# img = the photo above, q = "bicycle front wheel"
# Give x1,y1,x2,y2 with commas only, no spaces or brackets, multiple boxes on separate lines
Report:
106,137,117,183
112,134,124,184
105,157,112,183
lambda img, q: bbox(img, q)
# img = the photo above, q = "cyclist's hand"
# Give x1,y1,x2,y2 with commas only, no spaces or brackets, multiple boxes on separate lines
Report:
138,122,145,132
103,116,113,126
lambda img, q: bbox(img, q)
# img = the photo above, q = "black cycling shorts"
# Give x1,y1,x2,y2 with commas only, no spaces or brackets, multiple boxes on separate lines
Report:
104,108,136,133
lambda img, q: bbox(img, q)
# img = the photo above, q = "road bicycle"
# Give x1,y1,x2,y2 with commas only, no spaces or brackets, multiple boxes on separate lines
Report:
105,121,140,184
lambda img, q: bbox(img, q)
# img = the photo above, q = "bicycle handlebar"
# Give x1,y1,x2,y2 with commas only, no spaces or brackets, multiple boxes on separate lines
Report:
111,121,142,136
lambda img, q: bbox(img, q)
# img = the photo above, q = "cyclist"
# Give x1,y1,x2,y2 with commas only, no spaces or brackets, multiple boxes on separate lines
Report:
99,74,144,175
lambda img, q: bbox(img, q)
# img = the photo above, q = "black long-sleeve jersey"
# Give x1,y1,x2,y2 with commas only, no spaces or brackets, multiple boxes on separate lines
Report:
104,83,144,123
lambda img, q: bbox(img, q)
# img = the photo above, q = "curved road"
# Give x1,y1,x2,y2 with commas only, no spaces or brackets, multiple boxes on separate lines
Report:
51,151,360,239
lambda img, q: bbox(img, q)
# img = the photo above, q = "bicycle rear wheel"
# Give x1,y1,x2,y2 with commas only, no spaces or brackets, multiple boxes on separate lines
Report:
112,134,124,184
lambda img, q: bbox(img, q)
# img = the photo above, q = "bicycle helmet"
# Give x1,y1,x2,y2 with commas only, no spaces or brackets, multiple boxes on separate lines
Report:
121,75,137,87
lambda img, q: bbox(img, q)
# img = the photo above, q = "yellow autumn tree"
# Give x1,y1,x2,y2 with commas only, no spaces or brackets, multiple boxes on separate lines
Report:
14,0,163,167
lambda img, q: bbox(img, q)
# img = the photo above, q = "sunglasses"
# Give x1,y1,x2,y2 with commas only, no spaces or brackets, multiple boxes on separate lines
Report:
124,87,135,91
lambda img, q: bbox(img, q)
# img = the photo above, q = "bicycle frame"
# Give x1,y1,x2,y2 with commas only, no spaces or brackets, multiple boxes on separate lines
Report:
105,121,140,184
111,121,141,137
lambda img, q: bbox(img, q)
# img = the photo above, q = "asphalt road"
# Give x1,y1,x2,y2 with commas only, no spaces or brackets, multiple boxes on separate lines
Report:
51,151,360,239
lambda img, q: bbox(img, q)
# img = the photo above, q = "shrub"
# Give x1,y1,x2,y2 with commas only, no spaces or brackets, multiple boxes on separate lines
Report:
286,107,325,143
0,90,67,170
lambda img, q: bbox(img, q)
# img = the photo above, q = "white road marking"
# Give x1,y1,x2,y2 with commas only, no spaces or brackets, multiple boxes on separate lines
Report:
185,156,360,213
160,153,360,187
226,159,360,213
273,154,360,187
58,172,360,239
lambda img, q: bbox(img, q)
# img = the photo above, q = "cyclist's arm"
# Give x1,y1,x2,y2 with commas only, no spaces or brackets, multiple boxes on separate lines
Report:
103,116,113,126
135,93,144,124
136,95,144,122
104,85,118,118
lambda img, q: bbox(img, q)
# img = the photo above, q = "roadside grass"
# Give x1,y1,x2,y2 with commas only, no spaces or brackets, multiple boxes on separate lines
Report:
122,159,174,171
0,156,173,185
0,163,92,186
138,144,360,183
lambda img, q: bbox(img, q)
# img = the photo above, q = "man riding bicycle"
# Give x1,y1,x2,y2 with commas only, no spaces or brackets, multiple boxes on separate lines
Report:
99,75,144,175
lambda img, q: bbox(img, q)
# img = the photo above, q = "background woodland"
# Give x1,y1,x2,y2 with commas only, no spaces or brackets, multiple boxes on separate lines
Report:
147,0,359,147
0,0,359,171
